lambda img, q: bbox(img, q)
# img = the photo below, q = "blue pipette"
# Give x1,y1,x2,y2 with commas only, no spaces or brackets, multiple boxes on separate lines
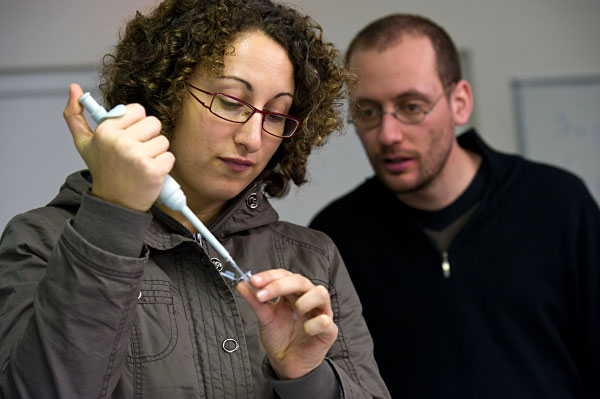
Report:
78,92,251,283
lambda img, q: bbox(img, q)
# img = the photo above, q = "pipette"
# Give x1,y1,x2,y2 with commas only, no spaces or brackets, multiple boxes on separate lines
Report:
78,92,252,283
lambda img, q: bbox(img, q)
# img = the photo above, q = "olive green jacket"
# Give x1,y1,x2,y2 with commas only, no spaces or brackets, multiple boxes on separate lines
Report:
0,171,389,399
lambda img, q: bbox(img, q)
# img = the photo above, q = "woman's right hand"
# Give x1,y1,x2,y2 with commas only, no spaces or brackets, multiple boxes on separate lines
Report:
63,83,175,212
237,269,338,380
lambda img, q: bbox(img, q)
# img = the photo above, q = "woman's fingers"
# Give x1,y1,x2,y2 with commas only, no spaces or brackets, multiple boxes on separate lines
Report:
237,281,260,308
238,269,339,380
243,269,334,327
252,270,314,302
295,285,332,318
97,104,161,143
303,313,338,340
142,134,171,158
249,269,332,315
237,280,281,325
153,151,176,176
63,85,172,212
63,83,93,153
249,268,292,289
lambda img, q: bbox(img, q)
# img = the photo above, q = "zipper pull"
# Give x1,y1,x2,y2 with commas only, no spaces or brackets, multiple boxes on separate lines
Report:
441,251,450,278
193,232,203,247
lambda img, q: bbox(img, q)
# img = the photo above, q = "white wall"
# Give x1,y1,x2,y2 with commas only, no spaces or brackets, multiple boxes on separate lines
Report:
1,0,599,229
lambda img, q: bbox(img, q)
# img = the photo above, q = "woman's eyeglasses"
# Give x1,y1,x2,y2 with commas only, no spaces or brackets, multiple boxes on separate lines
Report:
186,83,301,138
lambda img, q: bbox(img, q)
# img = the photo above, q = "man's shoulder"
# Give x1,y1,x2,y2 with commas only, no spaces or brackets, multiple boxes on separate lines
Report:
462,129,593,205
512,157,591,198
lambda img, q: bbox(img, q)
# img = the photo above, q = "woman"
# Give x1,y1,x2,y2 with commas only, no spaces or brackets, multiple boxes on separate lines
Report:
0,0,390,398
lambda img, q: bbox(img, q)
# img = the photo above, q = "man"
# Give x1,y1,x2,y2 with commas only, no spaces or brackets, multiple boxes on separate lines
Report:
310,14,600,398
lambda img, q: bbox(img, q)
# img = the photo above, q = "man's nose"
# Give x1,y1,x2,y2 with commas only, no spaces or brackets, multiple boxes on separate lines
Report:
378,112,405,146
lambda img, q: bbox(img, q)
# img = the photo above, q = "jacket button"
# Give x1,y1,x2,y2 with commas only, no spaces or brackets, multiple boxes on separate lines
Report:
211,257,223,272
222,338,239,353
246,193,259,209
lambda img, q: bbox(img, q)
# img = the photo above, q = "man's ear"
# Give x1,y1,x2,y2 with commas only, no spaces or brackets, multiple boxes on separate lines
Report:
450,79,473,126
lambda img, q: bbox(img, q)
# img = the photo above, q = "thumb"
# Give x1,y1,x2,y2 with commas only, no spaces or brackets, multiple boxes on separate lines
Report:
63,83,94,153
237,281,273,322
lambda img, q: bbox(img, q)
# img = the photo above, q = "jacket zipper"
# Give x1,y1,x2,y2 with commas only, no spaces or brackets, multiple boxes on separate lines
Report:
192,232,203,248
441,251,450,278
404,220,454,280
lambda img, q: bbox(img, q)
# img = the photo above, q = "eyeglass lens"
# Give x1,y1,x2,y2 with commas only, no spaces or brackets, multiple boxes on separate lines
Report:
212,94,298,137
352,98,434,127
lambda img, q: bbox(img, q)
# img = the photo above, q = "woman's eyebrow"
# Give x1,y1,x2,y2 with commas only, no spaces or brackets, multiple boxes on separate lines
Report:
274,92,294,100
219,75,252,91
219,75,294,99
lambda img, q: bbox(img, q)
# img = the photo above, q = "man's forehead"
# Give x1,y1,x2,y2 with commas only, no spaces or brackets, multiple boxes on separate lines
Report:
348,33,433,65
348,35,441,98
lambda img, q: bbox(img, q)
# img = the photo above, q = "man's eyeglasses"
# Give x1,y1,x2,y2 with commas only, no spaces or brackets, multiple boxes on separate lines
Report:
186,83,301,138
349,84,455,129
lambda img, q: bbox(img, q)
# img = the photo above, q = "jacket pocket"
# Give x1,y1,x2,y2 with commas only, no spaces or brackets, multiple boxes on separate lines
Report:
127,280,178,363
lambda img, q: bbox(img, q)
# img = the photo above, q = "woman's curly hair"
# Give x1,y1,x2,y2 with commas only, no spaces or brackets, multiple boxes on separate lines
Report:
101,0,353,197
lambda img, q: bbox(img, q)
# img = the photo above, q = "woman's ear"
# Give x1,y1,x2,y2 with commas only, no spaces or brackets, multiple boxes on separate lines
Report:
450,79,473,126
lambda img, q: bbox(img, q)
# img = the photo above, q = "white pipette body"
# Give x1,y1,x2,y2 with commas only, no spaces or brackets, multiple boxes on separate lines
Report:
79,92,127,124
78,92,250,283
158,175,251,283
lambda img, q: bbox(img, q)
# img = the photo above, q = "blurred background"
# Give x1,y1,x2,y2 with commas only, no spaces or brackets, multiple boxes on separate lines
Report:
1,0,599,229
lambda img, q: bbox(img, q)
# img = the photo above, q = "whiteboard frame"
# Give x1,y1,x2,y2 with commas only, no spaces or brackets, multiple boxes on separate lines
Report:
512,75,600,155
512,75,600,205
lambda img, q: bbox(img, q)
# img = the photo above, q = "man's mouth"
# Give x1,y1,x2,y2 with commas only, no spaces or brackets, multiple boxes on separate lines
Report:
382,156,414,172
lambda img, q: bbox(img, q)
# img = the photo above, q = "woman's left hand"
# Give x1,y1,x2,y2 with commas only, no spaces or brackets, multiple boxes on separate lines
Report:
237,269,338,380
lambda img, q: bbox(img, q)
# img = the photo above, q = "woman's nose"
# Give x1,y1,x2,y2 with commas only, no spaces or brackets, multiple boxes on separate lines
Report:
234,113,263,152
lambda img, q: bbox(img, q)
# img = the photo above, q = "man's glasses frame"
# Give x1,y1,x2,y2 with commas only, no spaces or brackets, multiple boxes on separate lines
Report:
349,82,457,129
186,83,301,138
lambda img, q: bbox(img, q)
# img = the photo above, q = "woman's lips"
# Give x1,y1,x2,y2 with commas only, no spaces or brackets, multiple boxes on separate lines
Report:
220,157,255,172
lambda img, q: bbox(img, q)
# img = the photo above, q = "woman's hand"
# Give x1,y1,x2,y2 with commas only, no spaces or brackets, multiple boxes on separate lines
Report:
63,83,175,212
237,269,338,380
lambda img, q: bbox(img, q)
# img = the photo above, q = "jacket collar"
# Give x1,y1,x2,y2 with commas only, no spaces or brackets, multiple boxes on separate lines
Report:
52,171,280,251
146,181,280,250
207,182,279,238
457,128,525,204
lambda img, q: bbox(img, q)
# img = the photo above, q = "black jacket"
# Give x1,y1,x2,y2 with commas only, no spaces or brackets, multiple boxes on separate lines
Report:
310,129,600,398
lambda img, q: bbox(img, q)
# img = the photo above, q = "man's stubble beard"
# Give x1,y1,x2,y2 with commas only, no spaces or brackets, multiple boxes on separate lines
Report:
377,125,455,195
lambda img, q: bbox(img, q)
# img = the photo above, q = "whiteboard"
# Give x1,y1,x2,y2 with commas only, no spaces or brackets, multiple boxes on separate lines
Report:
513,77,600,205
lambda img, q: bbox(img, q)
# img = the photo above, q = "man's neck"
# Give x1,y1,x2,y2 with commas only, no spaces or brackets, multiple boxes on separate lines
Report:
396,141,482,211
